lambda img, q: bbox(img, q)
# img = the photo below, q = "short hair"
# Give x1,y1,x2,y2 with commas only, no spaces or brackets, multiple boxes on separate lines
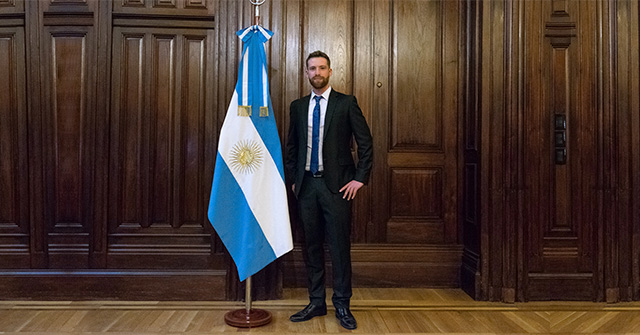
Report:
306,50,331,68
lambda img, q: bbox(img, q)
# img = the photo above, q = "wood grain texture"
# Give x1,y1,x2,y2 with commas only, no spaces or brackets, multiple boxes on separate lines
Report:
108,26,218,270
2,289,640,334
471,0,639,302
1,0,638,303
277,0,462,288
0,26,29,269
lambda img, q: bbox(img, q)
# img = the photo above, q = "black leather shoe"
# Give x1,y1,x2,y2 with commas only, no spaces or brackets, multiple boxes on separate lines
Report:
335,307,357,330
289,303,327,322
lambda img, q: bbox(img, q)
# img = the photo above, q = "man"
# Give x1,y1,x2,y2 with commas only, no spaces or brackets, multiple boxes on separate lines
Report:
285,50,373,330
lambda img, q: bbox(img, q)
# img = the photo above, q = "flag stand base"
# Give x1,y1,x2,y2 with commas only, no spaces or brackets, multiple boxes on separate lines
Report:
224,275,272,328
224,308,272,328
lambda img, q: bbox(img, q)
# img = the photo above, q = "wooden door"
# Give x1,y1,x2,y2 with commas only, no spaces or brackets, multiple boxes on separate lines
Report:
520,0,601,300
373,0,460,249
469,0,622,302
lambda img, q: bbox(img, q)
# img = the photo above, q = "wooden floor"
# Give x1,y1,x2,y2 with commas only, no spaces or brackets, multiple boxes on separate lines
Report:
2,288,640,334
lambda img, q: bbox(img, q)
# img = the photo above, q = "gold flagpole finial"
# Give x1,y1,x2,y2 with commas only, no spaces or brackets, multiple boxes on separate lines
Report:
250,0,266,26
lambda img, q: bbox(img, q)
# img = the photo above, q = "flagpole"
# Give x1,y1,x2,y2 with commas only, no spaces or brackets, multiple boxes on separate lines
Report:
245,275,252,315
222,1,272,327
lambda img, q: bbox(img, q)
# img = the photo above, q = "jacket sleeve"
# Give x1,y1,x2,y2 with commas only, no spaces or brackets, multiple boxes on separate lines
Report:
348,96,373,184
285,100,299,185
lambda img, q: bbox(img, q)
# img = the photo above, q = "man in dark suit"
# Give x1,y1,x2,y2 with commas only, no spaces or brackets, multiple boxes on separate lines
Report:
285,50,373,330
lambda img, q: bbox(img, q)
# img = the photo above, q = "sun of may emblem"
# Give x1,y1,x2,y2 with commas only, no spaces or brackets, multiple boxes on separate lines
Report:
229,140,264,174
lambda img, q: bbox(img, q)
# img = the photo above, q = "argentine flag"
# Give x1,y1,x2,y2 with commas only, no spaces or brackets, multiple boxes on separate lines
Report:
208,25,293,281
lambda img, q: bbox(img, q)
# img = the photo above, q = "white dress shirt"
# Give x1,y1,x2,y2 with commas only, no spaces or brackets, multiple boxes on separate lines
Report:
305,86,332,172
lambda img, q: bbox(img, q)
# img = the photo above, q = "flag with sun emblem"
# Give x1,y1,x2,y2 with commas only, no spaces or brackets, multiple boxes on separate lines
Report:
208,25,293,281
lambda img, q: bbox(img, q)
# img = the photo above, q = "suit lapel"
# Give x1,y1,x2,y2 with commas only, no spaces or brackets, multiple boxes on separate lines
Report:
323,90,339,138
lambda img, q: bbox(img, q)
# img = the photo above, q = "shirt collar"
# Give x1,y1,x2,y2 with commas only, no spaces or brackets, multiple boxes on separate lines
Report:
311,86,332,102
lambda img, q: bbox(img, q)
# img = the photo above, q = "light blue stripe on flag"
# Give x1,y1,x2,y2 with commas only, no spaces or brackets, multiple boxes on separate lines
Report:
208,25,293,282
208,153,276,280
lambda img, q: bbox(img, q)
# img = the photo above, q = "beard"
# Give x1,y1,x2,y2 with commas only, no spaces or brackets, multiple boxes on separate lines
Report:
309,75,329,89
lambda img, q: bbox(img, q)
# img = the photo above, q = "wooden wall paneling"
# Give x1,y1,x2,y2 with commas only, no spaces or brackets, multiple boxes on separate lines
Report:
0,25,29,268
478,0,615,302
281,0,302,245
520,0,548,300
521,0,602,301
445,0,463,246
386,0,459,246
478,0,507,302
113,0,214,16
0,0,23,13
103,22,225,300
0,0,24,26
460,0,481,299
265,0,284,141
614,0,640,301
368,0,390,244
24,0,46,269
600,0,618,303
90,0,113,269
630,0,640,301
504,0,521,304
633,0,640,301
43,26,96,268
351,0,374,243
610,0,625,302
40,0,95,13
40,0,99,269
108,26,220,270
281,0,463,289
302,0,353,95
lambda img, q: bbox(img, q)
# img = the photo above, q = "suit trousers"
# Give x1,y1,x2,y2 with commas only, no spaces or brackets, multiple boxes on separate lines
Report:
297,173,352,308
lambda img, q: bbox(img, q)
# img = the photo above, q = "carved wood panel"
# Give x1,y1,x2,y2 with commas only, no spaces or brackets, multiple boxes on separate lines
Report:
520,0,600,300
41,25,97,269
0,26,29,268
113,0,214,16
280,0,463,288
0,0,226,300
280,0,461,246
473,0,631,302
0,0,22,13
385,0,460,245
611,0,640,302
108,26,220,270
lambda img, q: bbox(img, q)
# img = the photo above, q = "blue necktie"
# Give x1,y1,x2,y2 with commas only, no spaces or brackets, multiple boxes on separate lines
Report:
310,95,322,174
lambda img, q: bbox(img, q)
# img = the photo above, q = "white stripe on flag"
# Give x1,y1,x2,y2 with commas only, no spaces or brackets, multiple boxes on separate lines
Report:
256,25,271,40
218,91,292,257
262,64,268,107
238,26,251,40
242,48,250,106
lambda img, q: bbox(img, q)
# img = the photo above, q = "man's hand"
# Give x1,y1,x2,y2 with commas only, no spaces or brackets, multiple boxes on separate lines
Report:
339,180,364,201
292,184,296,193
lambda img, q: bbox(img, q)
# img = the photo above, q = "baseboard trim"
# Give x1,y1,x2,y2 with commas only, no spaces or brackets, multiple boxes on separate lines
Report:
283,244,463,288
0,270,227,300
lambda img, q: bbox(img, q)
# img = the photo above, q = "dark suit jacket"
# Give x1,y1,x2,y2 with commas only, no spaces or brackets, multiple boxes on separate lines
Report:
286,89,373,196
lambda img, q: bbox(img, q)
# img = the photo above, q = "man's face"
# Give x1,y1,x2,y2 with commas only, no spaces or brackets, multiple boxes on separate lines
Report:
306,57,332,90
